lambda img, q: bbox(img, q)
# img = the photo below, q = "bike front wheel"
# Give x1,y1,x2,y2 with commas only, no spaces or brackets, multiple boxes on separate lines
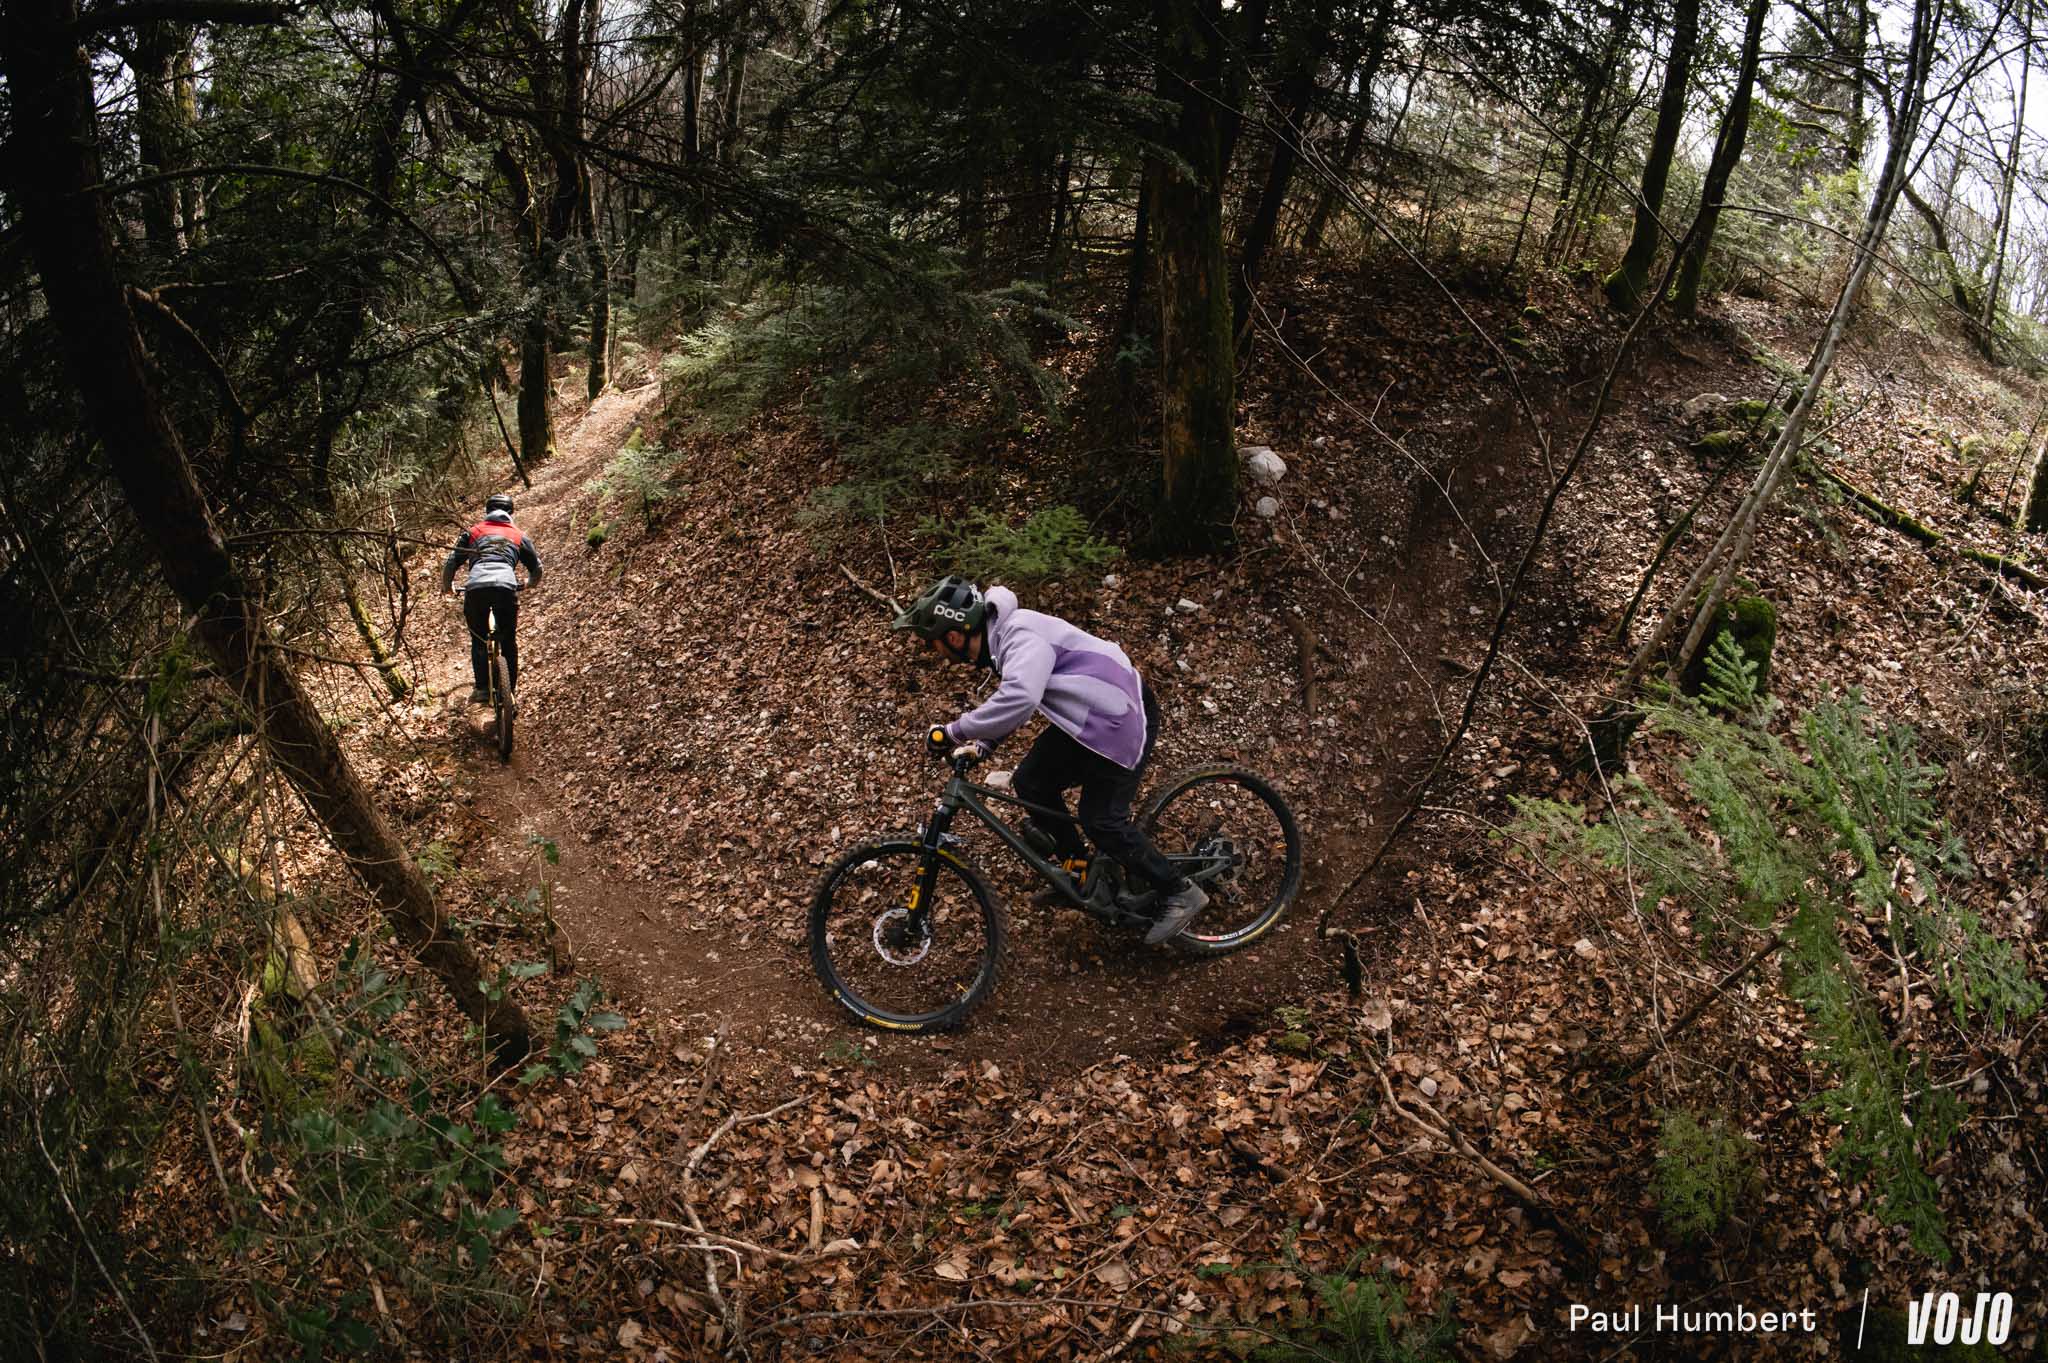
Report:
1141,767,1301,955
809,840,1006,1032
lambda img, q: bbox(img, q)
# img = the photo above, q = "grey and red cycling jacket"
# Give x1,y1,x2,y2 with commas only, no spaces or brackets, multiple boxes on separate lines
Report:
944,586,1149,771
441,510,543,593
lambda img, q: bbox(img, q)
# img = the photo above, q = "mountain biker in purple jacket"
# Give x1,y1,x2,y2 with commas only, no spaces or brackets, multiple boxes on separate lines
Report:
893,576,1209,945
442,493,543,703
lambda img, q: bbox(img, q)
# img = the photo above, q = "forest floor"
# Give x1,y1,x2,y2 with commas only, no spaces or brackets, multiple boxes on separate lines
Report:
249,254,2047,1361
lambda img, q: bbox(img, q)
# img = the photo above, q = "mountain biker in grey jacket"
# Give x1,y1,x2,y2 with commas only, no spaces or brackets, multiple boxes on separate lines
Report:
442,493,542,703
893,576,1209,945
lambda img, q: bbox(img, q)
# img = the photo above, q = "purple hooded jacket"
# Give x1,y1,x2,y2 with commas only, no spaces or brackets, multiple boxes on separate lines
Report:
944,587,1148,770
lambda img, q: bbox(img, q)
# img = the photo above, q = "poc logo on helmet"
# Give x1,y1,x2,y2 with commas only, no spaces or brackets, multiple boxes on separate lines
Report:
933,603,970,623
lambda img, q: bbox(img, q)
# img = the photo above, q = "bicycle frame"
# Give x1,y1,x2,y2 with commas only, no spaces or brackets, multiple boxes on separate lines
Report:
905,759,1224,936
917,768,1090,909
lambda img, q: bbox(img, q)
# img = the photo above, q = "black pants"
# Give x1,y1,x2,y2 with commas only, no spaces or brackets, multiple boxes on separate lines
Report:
1012,682,1182,892
464,585,519,692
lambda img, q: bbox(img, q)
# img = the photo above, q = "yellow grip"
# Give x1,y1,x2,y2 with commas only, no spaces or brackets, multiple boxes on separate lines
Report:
930,726,947,745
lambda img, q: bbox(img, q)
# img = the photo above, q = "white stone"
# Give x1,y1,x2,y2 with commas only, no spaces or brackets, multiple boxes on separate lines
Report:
1254,496,1280,519
1102,573,1120,588
1176,597,1202,613
1678,392,1730,423
1243,448,1287,485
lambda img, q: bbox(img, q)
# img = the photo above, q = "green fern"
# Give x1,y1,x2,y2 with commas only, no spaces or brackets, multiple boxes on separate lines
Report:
1700,629,1761,715
1654,1110,1755,1240
923,504,1120,585
1511,688,2040,1262
1235,1249,1459,1363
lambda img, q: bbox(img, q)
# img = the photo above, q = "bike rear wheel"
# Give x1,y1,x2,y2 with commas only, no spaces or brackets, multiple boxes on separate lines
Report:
1141,767,1301,955
809,840,1005,1032
491,651,514,761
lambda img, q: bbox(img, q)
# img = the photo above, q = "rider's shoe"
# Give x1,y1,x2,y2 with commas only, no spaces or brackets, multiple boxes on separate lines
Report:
468,686,489,704
1144,880,1210,946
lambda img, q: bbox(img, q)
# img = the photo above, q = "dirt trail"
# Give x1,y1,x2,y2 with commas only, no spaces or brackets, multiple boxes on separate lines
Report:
428,356,1547,1087
440,379,800,1049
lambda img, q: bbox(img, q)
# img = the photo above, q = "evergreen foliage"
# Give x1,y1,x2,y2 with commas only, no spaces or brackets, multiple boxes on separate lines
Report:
591,429,683,529
924,504,1122,584
1246,1251,1461,1363
1654,1109,1756,1240
1514,683,2040,1261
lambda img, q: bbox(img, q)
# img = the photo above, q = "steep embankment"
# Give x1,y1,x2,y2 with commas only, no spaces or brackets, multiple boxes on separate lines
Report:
397,265,2043,1360
429,270,1585,1089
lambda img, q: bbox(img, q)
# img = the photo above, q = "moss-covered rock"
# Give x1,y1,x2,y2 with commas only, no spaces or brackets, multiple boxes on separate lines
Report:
1680,594,1776,698
1692,429,1751,455
1728,398,1786,431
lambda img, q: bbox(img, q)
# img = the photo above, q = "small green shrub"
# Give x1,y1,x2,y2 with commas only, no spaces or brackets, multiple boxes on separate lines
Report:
1512,687,2041,1262
805,423,959,527
1679,595,1776,701
1654,1110,1755,1240
1241,1250,1459,1363
518,978,627,1085
922,504,1119,584
590,429,681,529
244,940,531,1337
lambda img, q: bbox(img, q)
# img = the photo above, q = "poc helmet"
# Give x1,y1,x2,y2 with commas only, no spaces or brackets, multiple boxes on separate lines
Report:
892,575,989,641
485,492,516,514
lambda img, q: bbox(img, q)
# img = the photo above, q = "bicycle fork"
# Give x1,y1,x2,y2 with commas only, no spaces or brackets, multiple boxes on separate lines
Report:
902,793,965,941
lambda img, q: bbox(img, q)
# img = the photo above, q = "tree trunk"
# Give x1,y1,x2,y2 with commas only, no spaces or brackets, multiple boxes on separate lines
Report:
585,177,610,397
718,40,749,164
1233,0,1334,339
1301,0,1394,252
1605,0,1701,310
1,0,531,1059
341,566,413,701
1544,0,1637,263
1117,161,1154,344
681,0,702,159
1902,182,1996,360
1152,0,1238,552
496,145,558,465
129,20,194,253
2024,439,2048,533
1672,0,1769,315
1983,0,2029,331
1506,140,1549,274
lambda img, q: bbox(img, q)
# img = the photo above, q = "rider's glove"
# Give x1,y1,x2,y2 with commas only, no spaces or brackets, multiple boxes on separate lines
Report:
951,740,989,762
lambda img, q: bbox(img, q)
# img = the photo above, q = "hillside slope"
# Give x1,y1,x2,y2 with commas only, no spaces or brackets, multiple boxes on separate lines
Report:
382,258,2045,1360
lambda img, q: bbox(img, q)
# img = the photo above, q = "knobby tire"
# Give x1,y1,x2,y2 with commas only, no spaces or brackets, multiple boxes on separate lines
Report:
492,652,514,762
809,840,1006,1033
1141,767,1301,955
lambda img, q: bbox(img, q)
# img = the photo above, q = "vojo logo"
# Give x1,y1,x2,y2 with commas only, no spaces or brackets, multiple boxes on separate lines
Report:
1902,1292,2015,1348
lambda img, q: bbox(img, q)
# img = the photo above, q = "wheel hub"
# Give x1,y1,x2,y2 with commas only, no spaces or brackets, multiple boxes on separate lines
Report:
874,907,931,965
1196,834,1242,897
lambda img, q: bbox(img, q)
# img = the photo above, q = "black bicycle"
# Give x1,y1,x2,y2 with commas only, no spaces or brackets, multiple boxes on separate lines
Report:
809,742,1301,1032
455,592,517,761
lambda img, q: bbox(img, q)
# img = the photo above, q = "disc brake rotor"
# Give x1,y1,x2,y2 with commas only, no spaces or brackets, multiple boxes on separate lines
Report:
873,907,932,966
